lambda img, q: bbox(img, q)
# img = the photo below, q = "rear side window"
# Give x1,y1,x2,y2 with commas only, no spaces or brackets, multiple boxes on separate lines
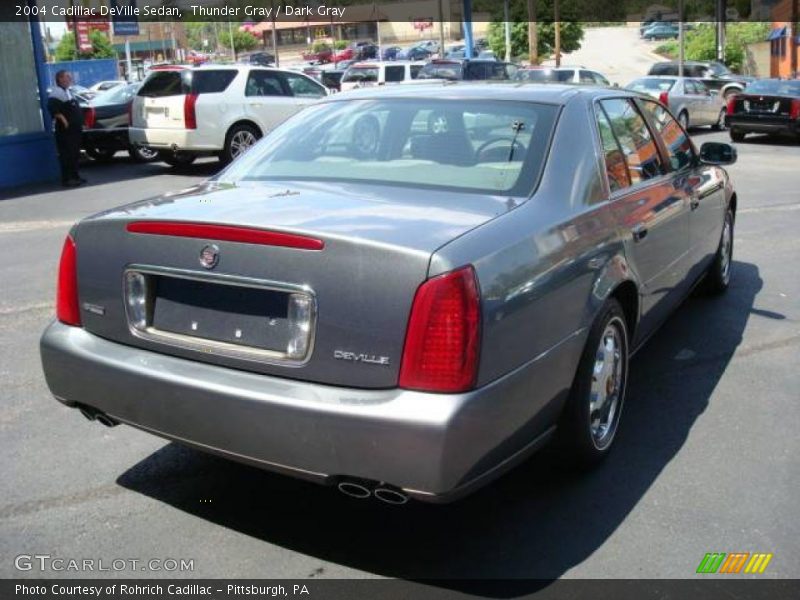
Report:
138,71,187,97
385,65,405,83
190,70,237,94
595,108,631,192
598,98,666,187
639,100,695,170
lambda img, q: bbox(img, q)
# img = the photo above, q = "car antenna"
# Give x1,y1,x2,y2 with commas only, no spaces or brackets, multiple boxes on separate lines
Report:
508,120,525,162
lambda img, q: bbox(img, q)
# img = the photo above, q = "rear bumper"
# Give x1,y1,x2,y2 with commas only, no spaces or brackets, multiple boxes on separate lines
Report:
726,115,800,135
82,128,129,149
128,127,222,152
40,322,580,502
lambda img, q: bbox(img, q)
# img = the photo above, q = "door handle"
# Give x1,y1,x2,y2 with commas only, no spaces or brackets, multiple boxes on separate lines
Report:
631,224,648,242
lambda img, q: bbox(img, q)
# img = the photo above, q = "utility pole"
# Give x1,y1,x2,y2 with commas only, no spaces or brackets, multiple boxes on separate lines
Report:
503,0,511,62
678,0,684,77
528,0,538,64
437,0,445,59
791,0,798,78
554,0,561,67
228,20,236,62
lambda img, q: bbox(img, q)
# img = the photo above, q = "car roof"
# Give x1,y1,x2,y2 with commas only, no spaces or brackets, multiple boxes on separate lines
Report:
318,81,630,106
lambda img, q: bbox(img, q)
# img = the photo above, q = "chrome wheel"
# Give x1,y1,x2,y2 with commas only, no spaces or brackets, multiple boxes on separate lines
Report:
716,109,726,130
230,130,258,159
678,111,689,131
589,317,626,449
720,215,732,284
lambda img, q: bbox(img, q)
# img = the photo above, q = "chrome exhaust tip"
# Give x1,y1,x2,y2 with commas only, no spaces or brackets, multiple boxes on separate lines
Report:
337,481,372,499
95,413,119,427
373,486,409,505
79,407,97,422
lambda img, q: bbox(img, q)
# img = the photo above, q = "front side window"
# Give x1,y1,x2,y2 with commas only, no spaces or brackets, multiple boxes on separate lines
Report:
342,67,378,84
639,100,695,171
245,71,286,97
600,98,665,185
220,99,558,196
283,73,326,98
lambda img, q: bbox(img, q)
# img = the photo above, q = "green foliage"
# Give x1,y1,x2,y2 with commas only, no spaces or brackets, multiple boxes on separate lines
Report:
53,30,114,61
654,23,770,73
220,29,258,53
487,21,584,63
312,40,331,53
334,40,349,50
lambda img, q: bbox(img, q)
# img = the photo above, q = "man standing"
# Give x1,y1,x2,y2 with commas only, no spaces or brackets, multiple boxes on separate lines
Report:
47,71,85,187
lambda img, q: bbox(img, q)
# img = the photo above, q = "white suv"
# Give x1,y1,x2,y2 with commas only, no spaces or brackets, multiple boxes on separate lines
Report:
339,61,425,92
129,65,328,165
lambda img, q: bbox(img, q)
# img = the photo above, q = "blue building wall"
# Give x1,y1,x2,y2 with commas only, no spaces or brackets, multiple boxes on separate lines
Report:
0,17,59,191
44,59,119,89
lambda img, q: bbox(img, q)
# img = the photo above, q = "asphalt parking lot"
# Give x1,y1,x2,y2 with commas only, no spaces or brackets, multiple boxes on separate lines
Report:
1,129,798,582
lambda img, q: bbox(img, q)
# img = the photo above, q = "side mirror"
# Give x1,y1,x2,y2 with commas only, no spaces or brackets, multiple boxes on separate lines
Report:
699,141,737,165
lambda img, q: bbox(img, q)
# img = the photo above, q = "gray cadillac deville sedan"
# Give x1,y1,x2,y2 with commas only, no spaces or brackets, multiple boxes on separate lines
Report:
41,84,738,504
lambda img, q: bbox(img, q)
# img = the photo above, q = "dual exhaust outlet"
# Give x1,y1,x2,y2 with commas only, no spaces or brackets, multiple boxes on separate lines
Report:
337,478,409,505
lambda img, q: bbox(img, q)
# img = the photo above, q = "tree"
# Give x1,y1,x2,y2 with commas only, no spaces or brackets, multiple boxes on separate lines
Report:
53,30,115,62
656,22,770,73
487,20,583,62
219,29,258,54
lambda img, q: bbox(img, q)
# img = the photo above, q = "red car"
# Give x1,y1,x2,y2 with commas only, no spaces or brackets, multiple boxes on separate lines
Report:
302,47,333,64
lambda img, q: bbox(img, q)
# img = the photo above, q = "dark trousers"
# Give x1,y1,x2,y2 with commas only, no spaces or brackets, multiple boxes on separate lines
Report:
55,128,81,183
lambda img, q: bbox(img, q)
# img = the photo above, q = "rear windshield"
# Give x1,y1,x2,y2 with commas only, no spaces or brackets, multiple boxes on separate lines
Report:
139,71,187,97
138,69,236,97
744,80,800,95
516,69,574,82
649,63,675,76
417,63,464,80
219,98,558,196
628,78,676,92
342,67,378,83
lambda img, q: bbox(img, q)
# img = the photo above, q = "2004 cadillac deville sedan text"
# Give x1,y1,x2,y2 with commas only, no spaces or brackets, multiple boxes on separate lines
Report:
41,84,738,504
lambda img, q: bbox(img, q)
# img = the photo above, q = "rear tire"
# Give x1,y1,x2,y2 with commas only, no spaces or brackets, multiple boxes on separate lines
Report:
85,147,116,162
221,124,261,164
704,209,734,295
128,145,159,163
158,151,196,168
730,130,745,143
711,109,726,131
558,299,629,466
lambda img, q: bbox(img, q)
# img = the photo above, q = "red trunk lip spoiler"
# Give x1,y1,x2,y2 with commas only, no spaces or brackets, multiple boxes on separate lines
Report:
126,221,325,250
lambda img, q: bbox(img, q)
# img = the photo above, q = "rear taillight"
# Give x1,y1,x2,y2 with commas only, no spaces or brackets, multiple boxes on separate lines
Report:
83,107,96,129
184,93,198,129
658,91,669,107
399,266,481,393
56,235,81,326
790,99,800,120
727,95,739,115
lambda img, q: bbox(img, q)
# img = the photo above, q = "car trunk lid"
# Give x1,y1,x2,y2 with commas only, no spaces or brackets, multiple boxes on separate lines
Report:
73,181,511,388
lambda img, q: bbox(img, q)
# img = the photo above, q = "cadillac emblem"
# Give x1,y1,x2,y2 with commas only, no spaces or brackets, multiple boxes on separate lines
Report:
199,244,220,269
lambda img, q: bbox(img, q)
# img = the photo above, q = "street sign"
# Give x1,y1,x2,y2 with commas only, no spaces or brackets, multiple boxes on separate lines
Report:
110,0,140,36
